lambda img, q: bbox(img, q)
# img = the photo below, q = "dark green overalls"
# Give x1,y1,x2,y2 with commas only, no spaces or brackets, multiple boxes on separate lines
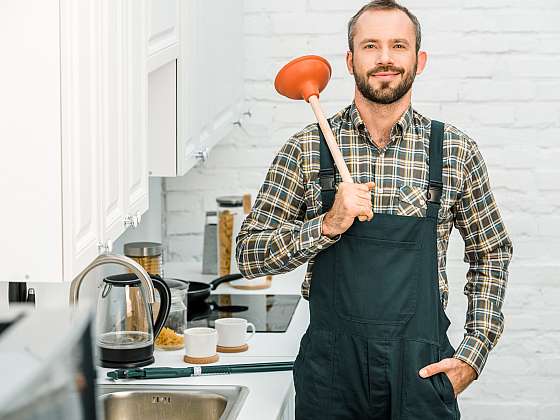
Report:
293,120,460,419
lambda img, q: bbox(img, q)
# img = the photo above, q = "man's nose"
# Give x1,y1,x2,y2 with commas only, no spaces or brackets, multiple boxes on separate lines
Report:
376,47,395,66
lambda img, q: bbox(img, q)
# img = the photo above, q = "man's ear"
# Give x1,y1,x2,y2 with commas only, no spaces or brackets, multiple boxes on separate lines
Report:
346,51,354,75
416,50,427,75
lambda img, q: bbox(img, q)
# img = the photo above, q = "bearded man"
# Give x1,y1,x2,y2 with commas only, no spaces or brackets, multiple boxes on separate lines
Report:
236,1,513,418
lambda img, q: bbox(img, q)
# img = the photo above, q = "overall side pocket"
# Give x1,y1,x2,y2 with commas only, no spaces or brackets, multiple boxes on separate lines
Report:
293,330,311,390
403,341,457,417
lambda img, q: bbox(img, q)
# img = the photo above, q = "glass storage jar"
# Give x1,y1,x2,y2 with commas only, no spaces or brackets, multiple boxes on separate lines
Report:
124,242,164,277
216,196,244,277
155,285,188,350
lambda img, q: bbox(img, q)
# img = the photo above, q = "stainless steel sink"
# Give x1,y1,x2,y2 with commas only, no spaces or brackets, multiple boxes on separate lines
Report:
97,384,249,420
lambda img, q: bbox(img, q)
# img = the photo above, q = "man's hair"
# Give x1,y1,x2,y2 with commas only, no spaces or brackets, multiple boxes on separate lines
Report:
347,0,421,54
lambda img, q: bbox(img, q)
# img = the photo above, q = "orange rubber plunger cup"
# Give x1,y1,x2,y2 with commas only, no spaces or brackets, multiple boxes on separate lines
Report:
274,55,332,102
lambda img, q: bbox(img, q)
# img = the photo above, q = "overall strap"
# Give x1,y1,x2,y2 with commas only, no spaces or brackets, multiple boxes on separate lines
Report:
318,122,336,213
426,120,444,220
318,119,444,219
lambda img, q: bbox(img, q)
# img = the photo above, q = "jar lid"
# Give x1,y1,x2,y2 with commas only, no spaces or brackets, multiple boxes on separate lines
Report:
124,242,162,257
216,196,243,207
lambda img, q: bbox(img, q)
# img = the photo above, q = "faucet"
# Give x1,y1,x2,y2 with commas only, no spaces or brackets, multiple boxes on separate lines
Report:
69,254,156,305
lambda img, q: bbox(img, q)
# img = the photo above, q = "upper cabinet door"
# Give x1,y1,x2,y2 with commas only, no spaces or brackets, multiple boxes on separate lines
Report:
148,60,177,177
146,0,179,177
63,0,149,279
99,0,127,245
60,0,103,281
99,0,149,242
1,0,64,283
147,0,244,177
1,0,149,283
124,0,149,218
147,0,179,71
177,0,244,176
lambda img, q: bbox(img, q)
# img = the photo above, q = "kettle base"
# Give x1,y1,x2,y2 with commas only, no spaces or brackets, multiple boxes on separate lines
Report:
100,356,154,369
99,344,155,368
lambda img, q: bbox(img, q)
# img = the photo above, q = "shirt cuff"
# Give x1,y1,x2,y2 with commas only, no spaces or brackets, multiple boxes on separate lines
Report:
298,213,340,252
453,335,491,379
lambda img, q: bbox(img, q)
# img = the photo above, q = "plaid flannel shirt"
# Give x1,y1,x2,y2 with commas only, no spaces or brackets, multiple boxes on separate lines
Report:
236,102,513,378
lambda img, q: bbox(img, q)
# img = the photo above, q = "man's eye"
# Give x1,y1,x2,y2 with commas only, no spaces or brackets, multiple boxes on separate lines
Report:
394,44,405,49
365,44,375,49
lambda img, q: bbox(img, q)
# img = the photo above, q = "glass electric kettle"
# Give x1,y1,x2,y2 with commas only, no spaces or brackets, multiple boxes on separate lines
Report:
96,273,171,368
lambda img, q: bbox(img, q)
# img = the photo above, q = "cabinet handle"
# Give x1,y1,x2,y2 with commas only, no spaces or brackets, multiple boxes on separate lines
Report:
194,147,209,162
123,215,133,228
98,241,112,255
233,111,251,136
124,212,141,229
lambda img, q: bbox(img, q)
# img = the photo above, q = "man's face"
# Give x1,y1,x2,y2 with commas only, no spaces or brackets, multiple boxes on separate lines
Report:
347,9,425,105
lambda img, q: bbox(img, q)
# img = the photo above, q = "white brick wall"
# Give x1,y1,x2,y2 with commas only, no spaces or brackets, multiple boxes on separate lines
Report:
165,1,560,416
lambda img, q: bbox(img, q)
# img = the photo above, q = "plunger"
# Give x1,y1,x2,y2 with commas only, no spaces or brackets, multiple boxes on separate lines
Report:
274,55,371,221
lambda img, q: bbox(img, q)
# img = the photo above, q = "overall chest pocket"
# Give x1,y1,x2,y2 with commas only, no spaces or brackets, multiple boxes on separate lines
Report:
397,184,427,217
334,234,421,324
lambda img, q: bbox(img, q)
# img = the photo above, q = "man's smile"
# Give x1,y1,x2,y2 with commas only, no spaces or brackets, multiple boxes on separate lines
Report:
372,71,400,81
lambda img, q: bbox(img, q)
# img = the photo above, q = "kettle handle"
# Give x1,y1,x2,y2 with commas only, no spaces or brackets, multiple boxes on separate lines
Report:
150,275,171,339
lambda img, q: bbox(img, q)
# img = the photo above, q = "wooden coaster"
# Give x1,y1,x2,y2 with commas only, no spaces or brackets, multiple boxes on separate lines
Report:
217,343,249,353
229,275,272,290
183,354,219,364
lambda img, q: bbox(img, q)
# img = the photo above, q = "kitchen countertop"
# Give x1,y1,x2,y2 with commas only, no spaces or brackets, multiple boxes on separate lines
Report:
96,263,310,420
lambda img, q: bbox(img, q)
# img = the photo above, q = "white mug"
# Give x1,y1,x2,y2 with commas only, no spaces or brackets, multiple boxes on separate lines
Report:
214,317,256,348
184,327,218,358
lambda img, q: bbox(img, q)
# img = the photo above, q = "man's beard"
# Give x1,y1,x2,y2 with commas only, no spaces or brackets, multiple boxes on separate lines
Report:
353,62,417,105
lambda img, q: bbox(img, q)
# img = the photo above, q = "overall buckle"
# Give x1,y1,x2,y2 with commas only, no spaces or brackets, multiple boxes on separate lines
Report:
427,182,443,204
319,169,336,191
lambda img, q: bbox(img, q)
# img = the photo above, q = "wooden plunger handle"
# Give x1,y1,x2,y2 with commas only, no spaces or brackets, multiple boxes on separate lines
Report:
308,95,371,222
308,95,352,183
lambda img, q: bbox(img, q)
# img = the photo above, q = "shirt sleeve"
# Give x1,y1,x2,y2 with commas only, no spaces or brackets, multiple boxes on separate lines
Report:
235,135,340,278
452,139,514,378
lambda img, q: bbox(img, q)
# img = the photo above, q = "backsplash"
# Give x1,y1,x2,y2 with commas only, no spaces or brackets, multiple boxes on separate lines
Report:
163,0,560,269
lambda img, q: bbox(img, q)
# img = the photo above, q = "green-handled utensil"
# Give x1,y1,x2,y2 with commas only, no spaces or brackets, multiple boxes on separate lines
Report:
107,361,294,380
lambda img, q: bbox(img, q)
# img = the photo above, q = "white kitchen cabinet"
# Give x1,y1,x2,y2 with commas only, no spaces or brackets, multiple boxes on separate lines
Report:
123,1,149,221
148,60,178,176
146,0,180,177
147,0,179,72
278,384,296,420
148,0,245,177
1,0,148,283
60,0,104,280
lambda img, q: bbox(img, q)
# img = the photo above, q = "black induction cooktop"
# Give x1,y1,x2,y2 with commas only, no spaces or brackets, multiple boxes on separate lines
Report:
187,294,301,333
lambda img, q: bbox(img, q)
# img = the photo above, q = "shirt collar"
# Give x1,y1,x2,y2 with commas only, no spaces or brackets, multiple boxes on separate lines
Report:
350,101,414,138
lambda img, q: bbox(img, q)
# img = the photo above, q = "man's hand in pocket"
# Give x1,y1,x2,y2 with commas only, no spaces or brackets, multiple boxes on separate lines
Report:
419,358,477,398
